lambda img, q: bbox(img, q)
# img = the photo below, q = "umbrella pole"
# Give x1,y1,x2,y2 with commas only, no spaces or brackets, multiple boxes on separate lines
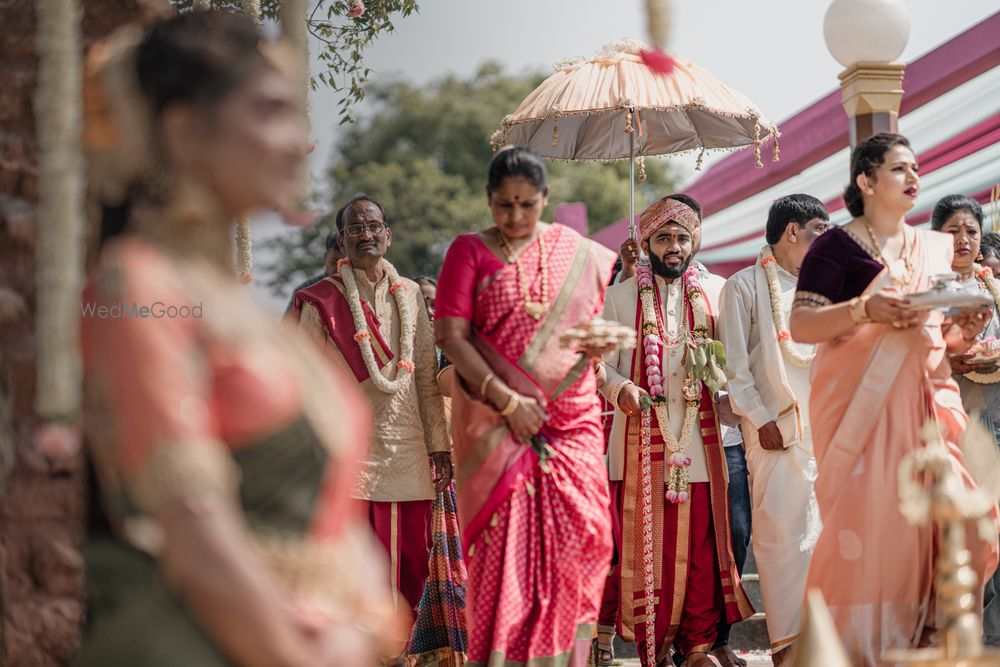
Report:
628,130,636,241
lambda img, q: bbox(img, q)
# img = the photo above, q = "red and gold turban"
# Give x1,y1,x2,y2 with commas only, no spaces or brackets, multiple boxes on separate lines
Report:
639,197,700,243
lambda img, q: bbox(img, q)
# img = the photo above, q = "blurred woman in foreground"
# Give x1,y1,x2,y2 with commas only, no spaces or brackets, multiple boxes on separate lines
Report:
78,12,400,666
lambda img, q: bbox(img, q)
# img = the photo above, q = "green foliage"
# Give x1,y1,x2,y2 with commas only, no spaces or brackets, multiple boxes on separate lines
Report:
307,0,419,125
171,0,418,125
262,62,679,294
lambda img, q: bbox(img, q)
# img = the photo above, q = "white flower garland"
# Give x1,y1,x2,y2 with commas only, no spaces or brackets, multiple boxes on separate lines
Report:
760,245,815,368
338,259,417,394
637,267,703,503
965,264,1000,385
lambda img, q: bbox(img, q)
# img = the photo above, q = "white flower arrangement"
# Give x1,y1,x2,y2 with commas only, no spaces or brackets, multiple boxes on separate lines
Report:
761,245,816,368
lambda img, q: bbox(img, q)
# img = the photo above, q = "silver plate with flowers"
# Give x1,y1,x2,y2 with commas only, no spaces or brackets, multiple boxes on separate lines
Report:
906,273,994,313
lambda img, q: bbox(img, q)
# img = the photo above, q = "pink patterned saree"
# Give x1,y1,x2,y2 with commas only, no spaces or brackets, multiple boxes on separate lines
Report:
435,224,616,667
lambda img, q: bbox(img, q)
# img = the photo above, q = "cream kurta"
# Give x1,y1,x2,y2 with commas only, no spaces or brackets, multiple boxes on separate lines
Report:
717,258,821,651
601,270,726,484
300,265,448,502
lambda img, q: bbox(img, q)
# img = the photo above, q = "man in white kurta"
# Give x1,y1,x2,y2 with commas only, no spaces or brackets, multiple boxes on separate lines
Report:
717,194,829,664
598,196,754,667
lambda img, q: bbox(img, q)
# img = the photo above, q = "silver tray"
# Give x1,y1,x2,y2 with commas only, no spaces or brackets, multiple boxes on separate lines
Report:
906,289,993,312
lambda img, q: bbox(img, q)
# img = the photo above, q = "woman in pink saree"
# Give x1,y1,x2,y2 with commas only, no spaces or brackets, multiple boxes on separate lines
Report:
435,147,617,666
789,133,999,665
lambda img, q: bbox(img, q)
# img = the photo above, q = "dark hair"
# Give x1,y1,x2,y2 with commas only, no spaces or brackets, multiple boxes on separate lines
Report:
664,193,702,221
487,146,549,196
843,133,913,218
324,230,339,251
765,194,829,245
337,193,387,231
982,232,1000,260
414,276,438,288
136,12,272,119
930,194,984,231
100,12,274,245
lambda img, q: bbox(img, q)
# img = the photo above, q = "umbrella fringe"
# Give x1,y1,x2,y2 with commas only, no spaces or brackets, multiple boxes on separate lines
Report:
499,101,777,129
485,140,779,168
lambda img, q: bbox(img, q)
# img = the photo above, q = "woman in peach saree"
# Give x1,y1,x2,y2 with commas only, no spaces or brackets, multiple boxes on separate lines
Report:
789,133,999,665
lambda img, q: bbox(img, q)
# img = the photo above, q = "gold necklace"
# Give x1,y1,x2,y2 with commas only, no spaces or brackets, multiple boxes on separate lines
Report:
497,229,549,320
864,218,913,287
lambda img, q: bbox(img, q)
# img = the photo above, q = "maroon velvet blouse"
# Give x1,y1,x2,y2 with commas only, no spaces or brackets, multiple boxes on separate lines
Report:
794,226,884,307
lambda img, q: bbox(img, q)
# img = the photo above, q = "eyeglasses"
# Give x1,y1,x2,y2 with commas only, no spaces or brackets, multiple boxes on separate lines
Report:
344,222,387,238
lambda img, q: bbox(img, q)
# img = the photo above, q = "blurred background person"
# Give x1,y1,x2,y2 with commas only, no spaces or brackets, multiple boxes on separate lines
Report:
982,231,1000,278
285,225,342,315
414,276,438,322
931,193,1000,647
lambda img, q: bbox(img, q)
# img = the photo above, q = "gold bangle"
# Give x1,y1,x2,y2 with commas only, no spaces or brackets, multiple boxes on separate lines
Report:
859,295,871,323
849,296,871,325
480,371,496,397
848,297,861,324
499,391,520,417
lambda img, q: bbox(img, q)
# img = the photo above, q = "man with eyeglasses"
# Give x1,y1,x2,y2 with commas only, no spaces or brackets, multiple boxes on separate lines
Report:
294,194,451,628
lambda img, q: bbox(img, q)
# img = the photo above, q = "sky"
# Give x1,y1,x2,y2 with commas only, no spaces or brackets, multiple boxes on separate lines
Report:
250,0,1000,313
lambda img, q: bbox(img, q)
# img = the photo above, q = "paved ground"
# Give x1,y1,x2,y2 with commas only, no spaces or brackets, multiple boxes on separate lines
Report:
617,652,773,666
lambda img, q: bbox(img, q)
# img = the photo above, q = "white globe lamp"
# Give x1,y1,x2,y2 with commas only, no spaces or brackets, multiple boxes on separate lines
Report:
823,0,911,68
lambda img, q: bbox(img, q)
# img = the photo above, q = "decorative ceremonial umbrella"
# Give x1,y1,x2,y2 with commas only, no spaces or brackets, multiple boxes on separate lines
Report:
491,40,780,239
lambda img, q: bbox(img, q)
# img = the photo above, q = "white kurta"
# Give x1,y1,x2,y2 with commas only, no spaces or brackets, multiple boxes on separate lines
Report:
717,259,822,651
602,270,726,485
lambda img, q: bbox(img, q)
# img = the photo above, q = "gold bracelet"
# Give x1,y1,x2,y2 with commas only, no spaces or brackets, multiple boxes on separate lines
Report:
480,371,496,397
849,296,871,325
498,391,520,417
859,295,871,323
848,297,861,324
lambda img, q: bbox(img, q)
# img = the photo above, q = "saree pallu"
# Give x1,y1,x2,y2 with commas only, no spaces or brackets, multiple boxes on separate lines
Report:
806,231,1000,666
447,226,616,667
406,484,469,667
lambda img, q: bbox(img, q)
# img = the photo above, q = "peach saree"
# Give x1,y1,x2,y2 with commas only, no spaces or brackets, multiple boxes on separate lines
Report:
796,227,999,665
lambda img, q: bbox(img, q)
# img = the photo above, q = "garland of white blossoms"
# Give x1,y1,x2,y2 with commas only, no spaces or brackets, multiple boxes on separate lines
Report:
339,259,417,394
637,266,703,503
761,245,815,368
965,263,1000,385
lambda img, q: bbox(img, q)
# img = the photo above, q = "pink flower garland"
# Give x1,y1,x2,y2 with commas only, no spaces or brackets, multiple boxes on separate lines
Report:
638,266,696,507
637,268,665,398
